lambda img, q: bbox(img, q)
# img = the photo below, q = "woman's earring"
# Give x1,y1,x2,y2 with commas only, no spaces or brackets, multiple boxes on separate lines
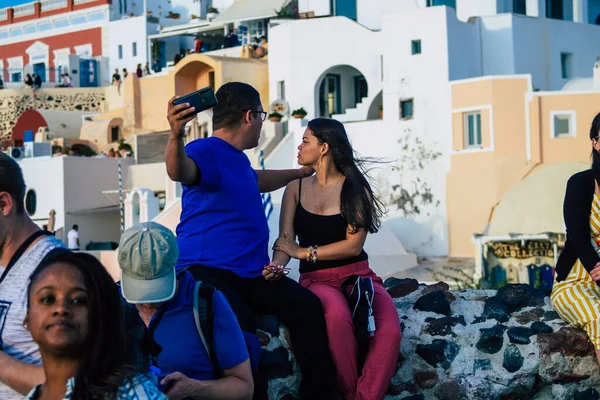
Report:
23,322,29,330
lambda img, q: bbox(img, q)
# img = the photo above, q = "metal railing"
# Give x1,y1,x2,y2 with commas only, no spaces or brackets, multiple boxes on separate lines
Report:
0,9,8,21
13,3,36,18
74,0,97,5
40,0,67,12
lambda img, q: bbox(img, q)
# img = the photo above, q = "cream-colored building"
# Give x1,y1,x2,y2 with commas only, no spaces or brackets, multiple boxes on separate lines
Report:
447,70,600,257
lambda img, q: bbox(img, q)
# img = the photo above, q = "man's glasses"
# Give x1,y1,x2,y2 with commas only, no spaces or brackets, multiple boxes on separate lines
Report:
241,109,267,122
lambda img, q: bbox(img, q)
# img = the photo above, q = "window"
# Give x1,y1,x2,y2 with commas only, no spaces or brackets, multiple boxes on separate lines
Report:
411,40,422,55
552,112,575,138
23,24,36,34
400,99,414,120
25,190,36,216
132,42,137,57
277,80,286,100
354,76,368,103
111,126,120,142
513,0,526,15
118,45,123,59
10,28,22,37
546,0,564,20
53,19,69,28
464,112,482,147
11,72,22,83
38,22,51,32
71,15,87,25
426,0,456,8
561,52,573,79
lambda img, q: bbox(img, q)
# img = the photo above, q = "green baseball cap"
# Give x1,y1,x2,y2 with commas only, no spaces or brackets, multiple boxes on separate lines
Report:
118,222,178,304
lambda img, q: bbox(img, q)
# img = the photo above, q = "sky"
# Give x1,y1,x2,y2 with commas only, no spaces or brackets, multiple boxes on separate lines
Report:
1,0,37,8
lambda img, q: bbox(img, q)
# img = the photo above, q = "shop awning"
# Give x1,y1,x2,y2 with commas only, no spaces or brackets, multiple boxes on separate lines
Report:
212,0,289,25
148,22,226,40
486,162,589,236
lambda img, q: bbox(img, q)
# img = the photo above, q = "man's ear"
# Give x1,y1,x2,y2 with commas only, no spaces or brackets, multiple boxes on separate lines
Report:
0,192,14,217
244,110,253,126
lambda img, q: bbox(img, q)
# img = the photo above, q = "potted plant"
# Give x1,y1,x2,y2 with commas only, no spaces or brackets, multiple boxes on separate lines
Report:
207,7,219,20
378,104,383,119
292,107,307,119
190,13,199,20
268,112,283,122
167,11,180,19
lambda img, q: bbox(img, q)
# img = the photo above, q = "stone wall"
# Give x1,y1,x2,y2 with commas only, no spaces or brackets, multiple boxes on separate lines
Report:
0,88,108,139
261,282,600,400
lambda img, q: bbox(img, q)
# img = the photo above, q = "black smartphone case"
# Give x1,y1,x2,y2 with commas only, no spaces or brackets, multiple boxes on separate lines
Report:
173,86,218,113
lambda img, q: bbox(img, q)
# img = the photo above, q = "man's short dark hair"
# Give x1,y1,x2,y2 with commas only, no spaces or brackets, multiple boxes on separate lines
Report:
73,224,79,230
0,154,26,214
212,82,261,131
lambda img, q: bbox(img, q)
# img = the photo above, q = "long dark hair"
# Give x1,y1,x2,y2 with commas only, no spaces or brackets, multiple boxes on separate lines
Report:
27,252,133,399
307,118,385,233
591,112,600,169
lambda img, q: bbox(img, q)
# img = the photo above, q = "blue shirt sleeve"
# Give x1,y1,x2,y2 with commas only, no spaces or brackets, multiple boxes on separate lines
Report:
185,140,219,190
213,290,250,370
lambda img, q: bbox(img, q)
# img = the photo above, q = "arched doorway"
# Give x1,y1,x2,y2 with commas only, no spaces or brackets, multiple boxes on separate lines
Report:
173,55,218,96
315,65,368,118
367,90,383,120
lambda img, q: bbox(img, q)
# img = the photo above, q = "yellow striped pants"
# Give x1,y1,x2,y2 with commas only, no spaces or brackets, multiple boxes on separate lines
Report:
551,260,600,350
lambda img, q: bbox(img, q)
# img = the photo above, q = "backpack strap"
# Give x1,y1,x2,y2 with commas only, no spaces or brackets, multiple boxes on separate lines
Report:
193,280,221,377
0,230,53,284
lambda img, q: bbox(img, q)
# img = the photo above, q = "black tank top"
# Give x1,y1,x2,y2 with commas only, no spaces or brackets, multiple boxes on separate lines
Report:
294,179,368,274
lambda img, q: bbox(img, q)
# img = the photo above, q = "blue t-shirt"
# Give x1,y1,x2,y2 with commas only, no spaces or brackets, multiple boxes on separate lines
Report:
176,137,270,278
150,271,249,381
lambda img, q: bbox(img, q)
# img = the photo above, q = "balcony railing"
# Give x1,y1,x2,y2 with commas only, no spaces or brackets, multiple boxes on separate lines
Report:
0,9,7,21
41,0,68,12
74,0,98,5
13,3,36,18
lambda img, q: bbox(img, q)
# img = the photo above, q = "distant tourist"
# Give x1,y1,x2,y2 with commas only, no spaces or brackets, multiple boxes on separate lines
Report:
165,82,337,399
136,63,143,78
23,252,167,399
122,68,128,79
152,59,162,73
112,69,122,95
55,74,72,88
24,73,35,102
0,76,4,89
552,111,600,365
0,154,65,399
144,62,151,76
272,118,401,400
67,224,79,250
118,222,253,399
194,37,203,53
64,73,73,87
173,53,181,66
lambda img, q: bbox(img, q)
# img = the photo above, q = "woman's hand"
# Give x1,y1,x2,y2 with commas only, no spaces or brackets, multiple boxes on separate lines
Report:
273,232,303,259
262,262,290,281
591,262,600,281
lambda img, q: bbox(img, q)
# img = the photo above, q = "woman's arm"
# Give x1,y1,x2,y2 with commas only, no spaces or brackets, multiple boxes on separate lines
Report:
273,224,367,262
271,181,298,267
564,174,600,273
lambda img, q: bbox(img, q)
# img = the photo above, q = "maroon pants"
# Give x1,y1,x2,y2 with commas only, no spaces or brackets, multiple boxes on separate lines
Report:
300,261,402,400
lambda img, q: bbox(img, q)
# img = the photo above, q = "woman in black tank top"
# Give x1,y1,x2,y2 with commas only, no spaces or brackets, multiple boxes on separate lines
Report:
269,118,401,400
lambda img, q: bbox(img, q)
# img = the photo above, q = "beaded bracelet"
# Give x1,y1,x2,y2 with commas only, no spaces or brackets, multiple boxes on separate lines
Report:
307,245,318,263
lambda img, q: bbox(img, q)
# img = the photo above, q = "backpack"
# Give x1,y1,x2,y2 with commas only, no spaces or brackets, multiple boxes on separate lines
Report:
148,279,220,377
341,275,376,374
191,280,220,376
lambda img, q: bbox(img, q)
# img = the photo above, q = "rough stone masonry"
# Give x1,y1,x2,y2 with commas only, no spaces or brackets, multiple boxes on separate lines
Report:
259,281,600,400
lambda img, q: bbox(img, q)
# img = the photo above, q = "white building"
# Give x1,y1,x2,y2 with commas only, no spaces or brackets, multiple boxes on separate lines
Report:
266,0,600,257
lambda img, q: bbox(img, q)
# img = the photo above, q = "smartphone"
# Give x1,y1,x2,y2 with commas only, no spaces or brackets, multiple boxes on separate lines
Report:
173,86,218,114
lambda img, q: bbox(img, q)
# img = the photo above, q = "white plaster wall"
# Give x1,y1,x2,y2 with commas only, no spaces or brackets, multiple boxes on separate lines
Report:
63,157,134,214
108,16,151,74
19,157,66,232
479,15,516,77
447,10,483,80
65,211,121,249
268,17,382,120
512,15,600,90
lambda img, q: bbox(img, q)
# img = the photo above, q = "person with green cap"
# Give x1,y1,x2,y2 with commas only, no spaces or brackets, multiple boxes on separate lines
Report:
118,222,253,400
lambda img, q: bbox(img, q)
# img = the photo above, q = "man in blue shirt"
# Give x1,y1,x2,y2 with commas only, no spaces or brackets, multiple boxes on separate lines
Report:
165,82,337,399
118,222,253,400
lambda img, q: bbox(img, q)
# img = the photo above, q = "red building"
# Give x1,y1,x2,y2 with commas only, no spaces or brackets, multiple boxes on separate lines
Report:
0,0,110,84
